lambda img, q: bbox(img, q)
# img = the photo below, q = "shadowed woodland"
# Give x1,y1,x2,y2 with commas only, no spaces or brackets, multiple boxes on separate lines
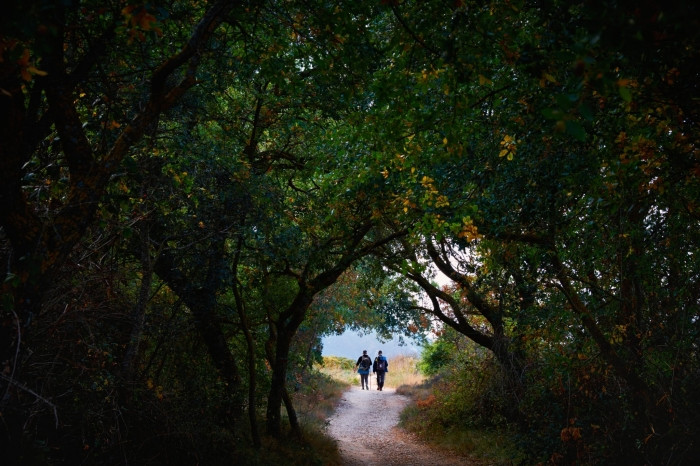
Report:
1,1,699,464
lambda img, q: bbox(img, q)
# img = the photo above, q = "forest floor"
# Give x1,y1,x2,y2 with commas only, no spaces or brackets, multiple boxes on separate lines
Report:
325,384,478,465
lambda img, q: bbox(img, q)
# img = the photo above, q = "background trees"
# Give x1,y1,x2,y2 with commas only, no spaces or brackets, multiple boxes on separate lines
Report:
1,0,697,464
371,1,699,463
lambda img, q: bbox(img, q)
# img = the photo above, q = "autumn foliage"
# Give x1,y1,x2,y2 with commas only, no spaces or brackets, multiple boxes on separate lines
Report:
1,0,698,464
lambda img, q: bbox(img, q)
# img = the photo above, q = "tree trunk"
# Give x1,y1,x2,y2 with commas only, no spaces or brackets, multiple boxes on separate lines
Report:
266,324,292,437
230,232,261,448
233,282,261,448
281,385,301,438
265,291,317,437
122,224,154,384
153,250,244,423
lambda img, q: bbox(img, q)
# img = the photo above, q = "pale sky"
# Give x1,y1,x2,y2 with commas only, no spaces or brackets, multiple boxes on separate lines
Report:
321,329,423,360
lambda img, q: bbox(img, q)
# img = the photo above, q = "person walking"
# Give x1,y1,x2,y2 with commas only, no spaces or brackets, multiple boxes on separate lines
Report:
355,350,372,390
373,350,388,391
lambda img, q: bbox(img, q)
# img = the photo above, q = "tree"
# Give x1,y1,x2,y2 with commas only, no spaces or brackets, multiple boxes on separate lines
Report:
1,1,239,459
365,1,699,462
1,0,697,463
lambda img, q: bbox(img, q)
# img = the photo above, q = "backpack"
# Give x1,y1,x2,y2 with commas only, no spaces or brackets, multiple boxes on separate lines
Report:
360,355,371,370
376,357,386,372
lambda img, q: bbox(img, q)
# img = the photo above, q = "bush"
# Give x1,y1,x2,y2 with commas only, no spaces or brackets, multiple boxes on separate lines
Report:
418,338,456,376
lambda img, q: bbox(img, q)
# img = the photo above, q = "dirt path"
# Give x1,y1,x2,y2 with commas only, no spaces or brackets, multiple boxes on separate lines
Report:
326,385,475,465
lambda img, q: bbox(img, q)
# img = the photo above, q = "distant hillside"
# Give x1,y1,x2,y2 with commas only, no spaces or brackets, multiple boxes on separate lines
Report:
321,330,423,360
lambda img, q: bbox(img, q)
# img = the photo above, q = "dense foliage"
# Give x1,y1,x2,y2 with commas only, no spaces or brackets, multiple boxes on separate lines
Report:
1,1,697,464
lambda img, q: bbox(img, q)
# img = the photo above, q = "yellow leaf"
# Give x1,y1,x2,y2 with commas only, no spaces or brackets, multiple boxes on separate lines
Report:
478,74,492,85
617,78,635,88
27,66,47,77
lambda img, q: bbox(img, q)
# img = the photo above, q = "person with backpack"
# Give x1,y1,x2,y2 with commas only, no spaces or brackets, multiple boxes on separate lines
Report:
354,350,372,390
373,350,389,391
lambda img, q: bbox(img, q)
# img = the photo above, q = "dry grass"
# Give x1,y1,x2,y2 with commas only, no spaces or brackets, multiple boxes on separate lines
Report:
292,369,351,426
316,355,357,385
317,354,425,389
396,377,524,465
385,354,425,388
280,366,351,465
313,355,520,465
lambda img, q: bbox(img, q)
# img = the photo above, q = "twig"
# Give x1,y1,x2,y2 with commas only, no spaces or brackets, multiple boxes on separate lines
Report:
2,309,22,403
0,373,60,429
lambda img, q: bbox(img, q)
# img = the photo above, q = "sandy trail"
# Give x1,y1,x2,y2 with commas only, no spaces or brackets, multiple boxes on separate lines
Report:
326,384,474,465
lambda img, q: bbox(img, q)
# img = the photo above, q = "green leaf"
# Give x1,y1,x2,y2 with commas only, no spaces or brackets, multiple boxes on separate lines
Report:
579,103,594,122
542,108,561,120
565,121,586,141
619,85,632,102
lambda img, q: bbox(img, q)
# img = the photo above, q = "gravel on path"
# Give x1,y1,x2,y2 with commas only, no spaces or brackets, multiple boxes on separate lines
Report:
326,385,475,465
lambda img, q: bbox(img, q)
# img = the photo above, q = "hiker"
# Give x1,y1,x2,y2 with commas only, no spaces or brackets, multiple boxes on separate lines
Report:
355,350,372,390
373,350,389,391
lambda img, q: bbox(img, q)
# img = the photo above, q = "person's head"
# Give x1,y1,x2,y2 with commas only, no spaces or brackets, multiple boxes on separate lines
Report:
363,350,367,355
378,350,382,355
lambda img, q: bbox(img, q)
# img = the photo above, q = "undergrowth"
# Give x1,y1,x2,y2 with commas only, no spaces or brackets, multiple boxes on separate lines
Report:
397,380,524,465
316,353,524,464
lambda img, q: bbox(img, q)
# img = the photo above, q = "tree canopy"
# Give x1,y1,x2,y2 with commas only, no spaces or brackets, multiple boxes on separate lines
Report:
1,0,698,464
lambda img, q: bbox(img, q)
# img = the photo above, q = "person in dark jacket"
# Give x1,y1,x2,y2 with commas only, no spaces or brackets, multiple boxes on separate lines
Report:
373,350,389,391
355,350,372,390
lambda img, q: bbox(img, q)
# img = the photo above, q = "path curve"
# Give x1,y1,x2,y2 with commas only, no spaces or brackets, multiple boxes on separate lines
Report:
326,385,475,465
